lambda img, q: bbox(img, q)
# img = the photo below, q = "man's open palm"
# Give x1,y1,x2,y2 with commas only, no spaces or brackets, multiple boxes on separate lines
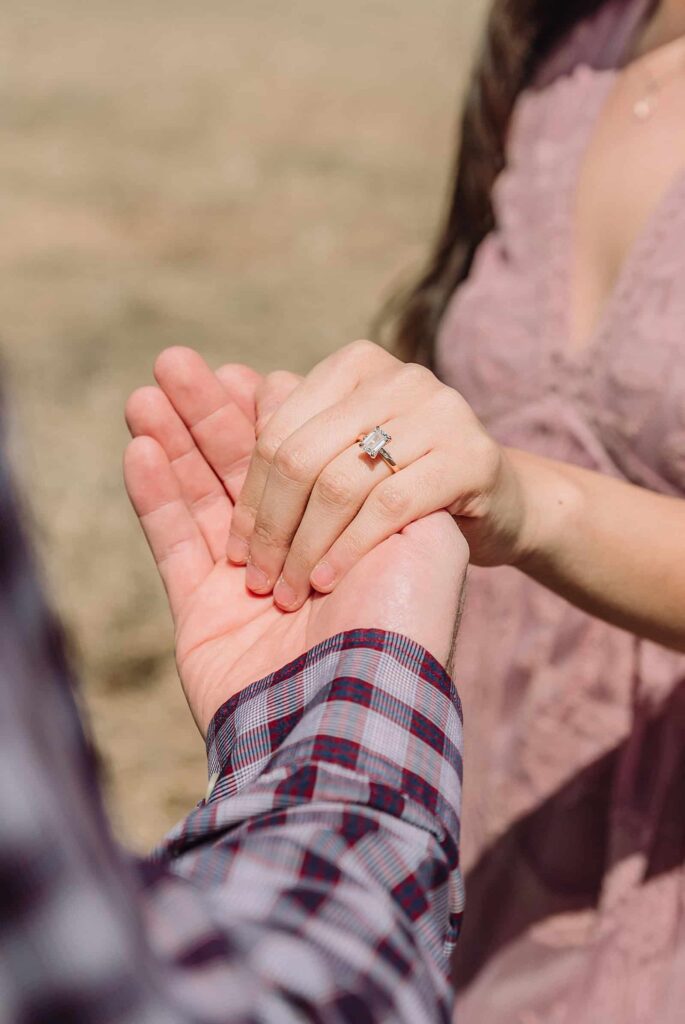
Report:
125,348,466,736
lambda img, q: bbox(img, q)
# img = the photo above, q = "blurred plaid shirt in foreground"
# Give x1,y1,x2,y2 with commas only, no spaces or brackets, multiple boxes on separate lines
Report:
0,628,463,1023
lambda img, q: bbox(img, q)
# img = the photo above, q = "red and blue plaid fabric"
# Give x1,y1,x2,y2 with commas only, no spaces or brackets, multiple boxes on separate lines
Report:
0,628,463,1023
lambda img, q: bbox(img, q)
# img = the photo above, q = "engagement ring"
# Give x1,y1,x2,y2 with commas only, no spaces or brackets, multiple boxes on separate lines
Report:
357,427,398,472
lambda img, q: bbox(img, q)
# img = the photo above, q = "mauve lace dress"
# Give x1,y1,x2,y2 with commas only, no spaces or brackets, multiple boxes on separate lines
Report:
437,2,685,1021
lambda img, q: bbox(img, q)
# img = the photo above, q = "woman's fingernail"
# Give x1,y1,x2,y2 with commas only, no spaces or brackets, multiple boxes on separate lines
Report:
228,535,249,564
274,578,297,610
311,562,336,591
246,562,270,593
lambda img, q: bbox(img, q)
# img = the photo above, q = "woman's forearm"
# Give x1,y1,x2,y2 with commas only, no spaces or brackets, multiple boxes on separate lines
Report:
508,448,685,651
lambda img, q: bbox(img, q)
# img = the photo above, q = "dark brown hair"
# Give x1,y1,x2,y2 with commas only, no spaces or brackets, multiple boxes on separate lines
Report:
389,0,610,365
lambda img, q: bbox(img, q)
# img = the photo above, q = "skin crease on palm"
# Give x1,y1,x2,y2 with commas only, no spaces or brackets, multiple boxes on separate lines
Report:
124,347,468,737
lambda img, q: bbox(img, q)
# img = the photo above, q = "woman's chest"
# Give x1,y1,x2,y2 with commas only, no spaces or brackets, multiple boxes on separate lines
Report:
438,224,685,494
436,68,685,496
570,61,685,353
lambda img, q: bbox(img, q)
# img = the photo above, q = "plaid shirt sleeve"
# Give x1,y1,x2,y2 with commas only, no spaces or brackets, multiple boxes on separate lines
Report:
1,629,464,1023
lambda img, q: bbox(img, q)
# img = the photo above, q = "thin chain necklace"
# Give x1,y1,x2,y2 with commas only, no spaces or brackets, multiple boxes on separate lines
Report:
633,37,685,120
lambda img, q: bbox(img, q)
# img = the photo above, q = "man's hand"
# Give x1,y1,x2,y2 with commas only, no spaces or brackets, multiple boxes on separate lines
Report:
125,347,468,736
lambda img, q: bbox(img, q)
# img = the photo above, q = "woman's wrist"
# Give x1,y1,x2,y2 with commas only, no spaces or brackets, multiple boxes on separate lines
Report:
454,443,530,568
503,447,585,570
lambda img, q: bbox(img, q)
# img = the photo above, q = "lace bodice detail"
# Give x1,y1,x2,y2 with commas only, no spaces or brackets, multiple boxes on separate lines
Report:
437,65,685,497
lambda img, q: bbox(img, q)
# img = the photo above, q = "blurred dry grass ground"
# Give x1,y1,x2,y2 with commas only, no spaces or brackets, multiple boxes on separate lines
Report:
1,0,486,848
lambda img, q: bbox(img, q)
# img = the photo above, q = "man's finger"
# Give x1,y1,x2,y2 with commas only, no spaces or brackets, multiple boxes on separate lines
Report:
126,385,233,560
215,363,262,423
154,347,257,504
124,436,213,622
255,370,302,433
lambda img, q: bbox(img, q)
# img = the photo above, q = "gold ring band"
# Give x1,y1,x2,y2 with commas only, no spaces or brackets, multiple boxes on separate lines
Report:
378,447,398,472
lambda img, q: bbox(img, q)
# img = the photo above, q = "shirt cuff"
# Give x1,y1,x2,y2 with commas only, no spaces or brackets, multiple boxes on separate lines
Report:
157,629,465,946
204,628,462,837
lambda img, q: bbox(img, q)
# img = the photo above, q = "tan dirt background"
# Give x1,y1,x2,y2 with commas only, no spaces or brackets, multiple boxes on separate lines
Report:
2,0,487,850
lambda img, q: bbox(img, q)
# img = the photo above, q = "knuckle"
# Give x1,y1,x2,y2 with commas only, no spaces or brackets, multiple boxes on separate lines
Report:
260,369,300,401
374,482,411,519
314,469,355,511
347,337,375,357
282,543,311,578
272,442,311,484
231,504,257,535
256,373,303,433
341,529,367,560
255,431,280,465
400,361,435,391
264,369,291,388
340,338,387,366
432,383,462,416
252,517,289,552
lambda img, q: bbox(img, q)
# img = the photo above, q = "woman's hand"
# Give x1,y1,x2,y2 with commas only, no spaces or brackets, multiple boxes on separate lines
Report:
225,339,528,611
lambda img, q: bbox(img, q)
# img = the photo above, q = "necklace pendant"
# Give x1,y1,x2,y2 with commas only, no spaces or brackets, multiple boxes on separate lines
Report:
633,97,653,120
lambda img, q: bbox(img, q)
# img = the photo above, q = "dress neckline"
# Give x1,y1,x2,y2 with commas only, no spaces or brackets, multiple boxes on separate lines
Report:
553,65,685,367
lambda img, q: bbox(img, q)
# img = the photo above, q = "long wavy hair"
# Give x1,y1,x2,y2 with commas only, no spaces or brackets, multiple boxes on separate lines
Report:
389,0,611,365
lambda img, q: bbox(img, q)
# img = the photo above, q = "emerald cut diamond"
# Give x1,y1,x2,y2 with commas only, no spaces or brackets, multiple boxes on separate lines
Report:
359,427,390,459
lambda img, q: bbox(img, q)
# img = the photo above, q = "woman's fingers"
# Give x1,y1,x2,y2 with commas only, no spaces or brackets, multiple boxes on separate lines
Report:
270,419,446,610
228,340,395,566
240,363,439,596
268,449,389,608
125,385,233,560
226,372,303,561
266,411,427,606
242,395,400,594
124,436,214,622
309,455,452,595
153,347,257,505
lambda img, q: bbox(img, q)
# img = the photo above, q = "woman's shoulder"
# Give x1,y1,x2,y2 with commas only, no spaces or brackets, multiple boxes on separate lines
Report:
507,0,652,157
507,65,609,165
534,0,653,88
